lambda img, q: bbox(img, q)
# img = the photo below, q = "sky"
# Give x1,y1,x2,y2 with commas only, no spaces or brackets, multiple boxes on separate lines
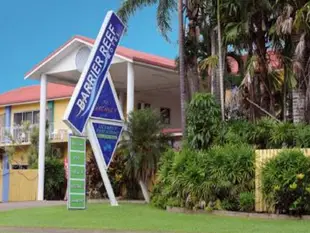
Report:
0,0,178,94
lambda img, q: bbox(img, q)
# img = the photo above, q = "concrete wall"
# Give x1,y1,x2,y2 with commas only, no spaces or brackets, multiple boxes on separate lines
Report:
135,92,181,129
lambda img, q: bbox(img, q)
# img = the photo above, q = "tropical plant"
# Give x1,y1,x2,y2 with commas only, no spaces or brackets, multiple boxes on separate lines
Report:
151,143,255,210
262,149,310,215
86,151,141,199
119,109,170,203
239,192,255,212
44,157,66,200
186,93,221,150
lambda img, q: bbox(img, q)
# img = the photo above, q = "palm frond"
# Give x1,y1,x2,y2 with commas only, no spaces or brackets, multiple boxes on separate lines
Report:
156,0,177,40
199,55,218,73
117,0,157,26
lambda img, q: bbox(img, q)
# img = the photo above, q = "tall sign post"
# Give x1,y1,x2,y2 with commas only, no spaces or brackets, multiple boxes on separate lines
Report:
63,11,125,208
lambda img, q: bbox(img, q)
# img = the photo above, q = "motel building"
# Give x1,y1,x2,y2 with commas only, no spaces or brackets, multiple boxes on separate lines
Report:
0,35,184,202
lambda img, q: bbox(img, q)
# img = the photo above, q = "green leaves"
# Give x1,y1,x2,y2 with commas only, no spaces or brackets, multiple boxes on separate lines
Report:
117,0,175,40
186,93,221,150
151,143,255,210
262,149,310,214
120,108,170,183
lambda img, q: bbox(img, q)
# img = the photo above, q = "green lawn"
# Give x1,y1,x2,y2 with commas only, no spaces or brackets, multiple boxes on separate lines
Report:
0,204,310,233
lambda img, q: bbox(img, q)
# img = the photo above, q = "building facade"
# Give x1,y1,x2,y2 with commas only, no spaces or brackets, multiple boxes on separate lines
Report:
0,35,182,202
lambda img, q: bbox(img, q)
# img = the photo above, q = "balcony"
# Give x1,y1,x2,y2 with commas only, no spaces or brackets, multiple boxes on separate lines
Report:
0,122,69,146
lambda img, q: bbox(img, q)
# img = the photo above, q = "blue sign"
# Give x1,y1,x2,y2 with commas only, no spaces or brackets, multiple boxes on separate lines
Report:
64,11,125,135
91,75,122,121
92,122,123,166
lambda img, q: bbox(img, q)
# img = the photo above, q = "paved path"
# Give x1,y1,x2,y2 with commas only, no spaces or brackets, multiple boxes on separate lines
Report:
0,201,65,212
0,227,163,233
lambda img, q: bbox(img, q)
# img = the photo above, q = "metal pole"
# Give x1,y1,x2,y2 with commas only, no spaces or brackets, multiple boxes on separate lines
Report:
38,73,47,201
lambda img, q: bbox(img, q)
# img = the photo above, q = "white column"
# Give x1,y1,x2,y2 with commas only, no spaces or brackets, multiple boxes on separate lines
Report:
126,62,135,117
118,91,125,114
38,74,47,201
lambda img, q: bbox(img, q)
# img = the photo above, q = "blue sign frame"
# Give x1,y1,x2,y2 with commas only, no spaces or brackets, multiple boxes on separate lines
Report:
91,73,124,122
63,11,125,135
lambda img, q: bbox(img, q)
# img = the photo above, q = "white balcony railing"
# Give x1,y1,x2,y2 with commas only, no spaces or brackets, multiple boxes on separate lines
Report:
0,122,69,145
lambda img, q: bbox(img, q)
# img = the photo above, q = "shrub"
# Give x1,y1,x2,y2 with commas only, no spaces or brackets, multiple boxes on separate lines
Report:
215,120,253,145
239,192,255,212
151,149,178,209
186,93,221,150
221,198,239,211
250,117,277,149
294,123,310,148
120,108,170,202
151,144,255,210
205,144,255,209
269,122,295,148
86,152,140,199
44,157,66,200
262,149,310,215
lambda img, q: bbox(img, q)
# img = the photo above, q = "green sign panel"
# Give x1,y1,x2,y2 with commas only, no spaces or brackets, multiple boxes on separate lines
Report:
68,135,86,210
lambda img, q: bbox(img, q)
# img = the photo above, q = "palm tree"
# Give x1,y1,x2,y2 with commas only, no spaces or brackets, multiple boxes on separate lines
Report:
217,0,225,120
117,0,177,40
119,109,170,202
178,0,187,133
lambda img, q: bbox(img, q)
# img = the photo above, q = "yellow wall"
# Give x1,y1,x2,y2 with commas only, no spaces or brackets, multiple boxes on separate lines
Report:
9,170,38,202
54,99,70,130
10,103,40,126
10,146,29,165
0,107,4,115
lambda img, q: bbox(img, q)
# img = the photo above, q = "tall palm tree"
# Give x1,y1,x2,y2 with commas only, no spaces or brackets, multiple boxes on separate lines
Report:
217,0,225,120
179,0,187,133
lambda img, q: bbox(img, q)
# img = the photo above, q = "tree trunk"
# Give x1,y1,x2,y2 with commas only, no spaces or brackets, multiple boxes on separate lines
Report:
211,29,221,104
139,180,150,203
283,66,287,121
217,0,225,121
178,0,186,135
292,89,305,123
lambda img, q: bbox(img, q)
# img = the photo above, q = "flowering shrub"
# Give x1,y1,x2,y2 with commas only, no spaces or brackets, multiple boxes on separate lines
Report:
262,150,310,215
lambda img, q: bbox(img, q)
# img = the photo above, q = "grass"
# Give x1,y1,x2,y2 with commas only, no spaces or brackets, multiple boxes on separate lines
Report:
0,203,310,233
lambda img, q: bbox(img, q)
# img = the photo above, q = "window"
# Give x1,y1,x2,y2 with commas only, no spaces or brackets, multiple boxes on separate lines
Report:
160,108,171,124
14,113,23,125
33,111,40,124
23,112,33,123
13,110,50,126
137,102,151,110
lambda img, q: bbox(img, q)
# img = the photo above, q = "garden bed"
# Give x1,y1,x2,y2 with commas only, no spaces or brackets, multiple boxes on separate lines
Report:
166,206,310,220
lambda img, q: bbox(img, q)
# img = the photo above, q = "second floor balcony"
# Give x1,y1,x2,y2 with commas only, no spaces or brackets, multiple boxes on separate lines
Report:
0,122,69,146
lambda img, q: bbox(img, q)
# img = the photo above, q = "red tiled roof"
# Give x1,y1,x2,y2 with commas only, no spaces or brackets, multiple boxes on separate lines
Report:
25,35,176,77
76,35,176,70
0,83,74,106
